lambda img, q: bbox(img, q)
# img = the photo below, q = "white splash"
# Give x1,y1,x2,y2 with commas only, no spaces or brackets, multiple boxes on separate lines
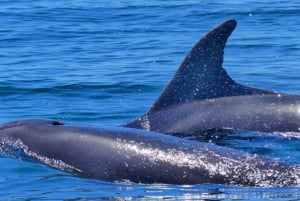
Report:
0,137,82,173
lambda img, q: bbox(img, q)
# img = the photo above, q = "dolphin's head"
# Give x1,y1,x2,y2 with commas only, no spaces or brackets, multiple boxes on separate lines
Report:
0,119,65,144
0,119,63,130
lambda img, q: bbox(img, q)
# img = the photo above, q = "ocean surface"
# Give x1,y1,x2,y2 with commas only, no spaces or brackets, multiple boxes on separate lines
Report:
0,1,300,200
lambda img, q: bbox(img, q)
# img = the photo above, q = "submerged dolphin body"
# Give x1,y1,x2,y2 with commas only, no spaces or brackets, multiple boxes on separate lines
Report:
125,19,300,133
0,19,300,187
0,119,299,186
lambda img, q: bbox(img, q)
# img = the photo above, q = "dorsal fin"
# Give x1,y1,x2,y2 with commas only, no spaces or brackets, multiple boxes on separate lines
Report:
149,19,275,112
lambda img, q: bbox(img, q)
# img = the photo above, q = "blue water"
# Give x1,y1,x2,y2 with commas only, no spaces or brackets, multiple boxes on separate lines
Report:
0,1,300,200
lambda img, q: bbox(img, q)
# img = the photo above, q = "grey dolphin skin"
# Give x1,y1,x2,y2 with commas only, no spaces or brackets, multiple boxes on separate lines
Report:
0,19,300,187
0,119,299,186
125,19,300,133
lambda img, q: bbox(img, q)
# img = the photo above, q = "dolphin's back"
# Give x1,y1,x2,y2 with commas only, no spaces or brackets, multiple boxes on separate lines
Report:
125,19,277,131
0,119,299,186
149,19,275,113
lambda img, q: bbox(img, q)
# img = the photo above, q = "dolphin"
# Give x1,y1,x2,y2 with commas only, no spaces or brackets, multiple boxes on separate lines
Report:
0,19,300,187
0,119,299,186
125,19,300,134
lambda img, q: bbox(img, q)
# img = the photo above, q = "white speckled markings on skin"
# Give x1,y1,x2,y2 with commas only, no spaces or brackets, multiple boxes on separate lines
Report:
139,115,151,131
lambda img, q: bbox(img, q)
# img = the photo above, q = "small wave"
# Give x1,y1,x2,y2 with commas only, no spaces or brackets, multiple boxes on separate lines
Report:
0,82,156,96
274,132,300,139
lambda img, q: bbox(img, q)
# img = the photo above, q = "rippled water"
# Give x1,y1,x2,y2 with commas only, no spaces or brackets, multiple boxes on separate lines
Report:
0,1,300,200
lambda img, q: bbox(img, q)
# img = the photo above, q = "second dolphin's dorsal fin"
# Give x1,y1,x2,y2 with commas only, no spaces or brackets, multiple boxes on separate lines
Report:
149,19,275,112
